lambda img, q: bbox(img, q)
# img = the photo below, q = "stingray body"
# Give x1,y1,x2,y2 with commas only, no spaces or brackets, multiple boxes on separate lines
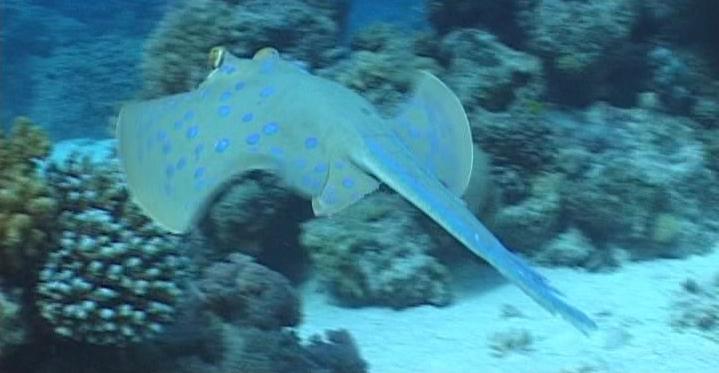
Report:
116,48,597,334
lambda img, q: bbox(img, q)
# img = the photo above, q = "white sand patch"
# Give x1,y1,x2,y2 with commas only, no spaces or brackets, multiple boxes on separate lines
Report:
299,245,719,373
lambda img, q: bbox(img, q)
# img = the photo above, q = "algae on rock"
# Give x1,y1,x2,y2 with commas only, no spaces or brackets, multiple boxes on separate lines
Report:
0,117,57,281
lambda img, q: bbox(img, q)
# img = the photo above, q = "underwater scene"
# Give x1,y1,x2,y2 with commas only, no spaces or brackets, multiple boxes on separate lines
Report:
1,0,718,372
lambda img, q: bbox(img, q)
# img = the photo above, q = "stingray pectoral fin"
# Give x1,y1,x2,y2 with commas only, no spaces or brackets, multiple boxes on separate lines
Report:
391,71,474,196
311,159,379,216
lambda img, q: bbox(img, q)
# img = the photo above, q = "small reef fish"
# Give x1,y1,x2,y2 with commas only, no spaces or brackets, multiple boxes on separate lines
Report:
116,47,597,334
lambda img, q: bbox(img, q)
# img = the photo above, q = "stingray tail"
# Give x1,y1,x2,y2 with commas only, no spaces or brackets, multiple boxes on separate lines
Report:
361,136,598,335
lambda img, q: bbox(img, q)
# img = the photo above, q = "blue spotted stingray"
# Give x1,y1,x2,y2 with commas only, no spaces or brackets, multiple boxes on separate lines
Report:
116,47,597,334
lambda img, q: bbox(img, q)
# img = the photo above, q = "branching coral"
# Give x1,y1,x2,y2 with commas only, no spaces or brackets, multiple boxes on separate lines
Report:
36,154,187,346
0,117,57,281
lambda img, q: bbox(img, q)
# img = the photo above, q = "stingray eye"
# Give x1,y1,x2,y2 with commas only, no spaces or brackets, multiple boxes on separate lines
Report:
208,46,226,69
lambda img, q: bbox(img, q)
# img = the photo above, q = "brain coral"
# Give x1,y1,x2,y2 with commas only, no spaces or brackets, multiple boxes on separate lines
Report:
300,192,451,309
141,0,349,98
0,117,57,282
36,154,187,346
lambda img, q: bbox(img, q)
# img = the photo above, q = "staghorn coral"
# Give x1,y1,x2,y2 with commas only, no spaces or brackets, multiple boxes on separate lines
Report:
300,192,451,309
0,117,57,281
140,0,349,98
36,154,187,346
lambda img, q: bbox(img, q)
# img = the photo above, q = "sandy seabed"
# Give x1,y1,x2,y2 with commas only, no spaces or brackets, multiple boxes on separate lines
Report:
299,244,719,373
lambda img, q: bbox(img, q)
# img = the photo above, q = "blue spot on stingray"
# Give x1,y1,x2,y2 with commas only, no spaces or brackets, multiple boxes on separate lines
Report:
173,120,184,130
295,158,308,169
194,144,205,160
176,157,187,170
186,126,199,139
245,133,260,145
302,174,322,193
215,138,230,153
184,110,195,121
163,182,174,197
314,163,328,173
304,137,318,149
193,179,206,192
262,122,279,135
260,86,275,98
222,64,236,74
242,112,254,122
162,142,172,155
342,177,354,188
269,146,284,158
235,81,245,91
260,60,274,74
165,164,175,178
199,89,209,100
156,130,168,142
408,127,421,139
220,91,232,101
194,167,206,180
217,105,231,117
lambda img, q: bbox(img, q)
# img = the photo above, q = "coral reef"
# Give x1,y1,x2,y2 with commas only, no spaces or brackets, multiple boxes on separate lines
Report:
439,29,544,113
196,253,300,330
300,192,451,308
200,171,305,258
173,323,367,373
520,0,636,82
141,0,349,98
0,117,57,282
518,0,650,107
36,154,187,346
426,0,522,44
320,24,440,114
555,104,716,259
535,228,599,269
492,173,562,251
0,289,27,358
